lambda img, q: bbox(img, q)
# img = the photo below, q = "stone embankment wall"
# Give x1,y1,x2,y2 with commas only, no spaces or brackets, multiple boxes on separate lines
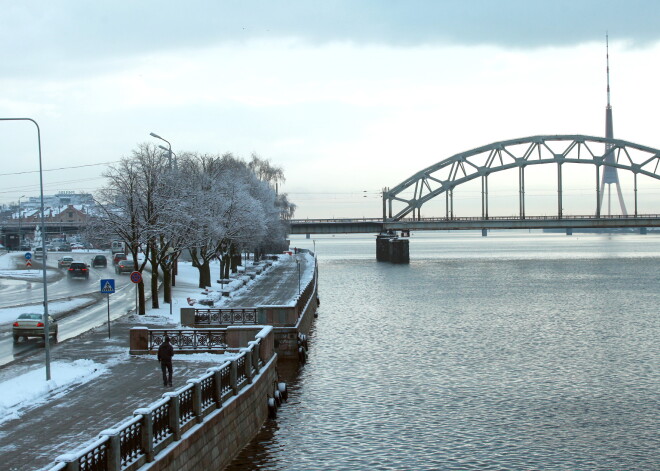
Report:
144,355,278,471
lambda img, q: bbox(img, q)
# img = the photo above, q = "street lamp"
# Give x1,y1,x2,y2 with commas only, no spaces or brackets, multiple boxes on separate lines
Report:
158,145,178,169
18,194,25,248
150,132,172,170
0,118,51,380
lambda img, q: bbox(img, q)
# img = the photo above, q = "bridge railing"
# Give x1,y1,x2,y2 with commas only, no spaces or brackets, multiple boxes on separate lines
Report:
49,326,274,471
290,213,660,224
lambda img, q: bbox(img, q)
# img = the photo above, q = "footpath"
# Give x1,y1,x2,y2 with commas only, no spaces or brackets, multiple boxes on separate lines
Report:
0,254,311,471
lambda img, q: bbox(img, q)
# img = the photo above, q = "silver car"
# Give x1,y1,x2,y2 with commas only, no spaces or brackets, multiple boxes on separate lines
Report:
12,313,58,343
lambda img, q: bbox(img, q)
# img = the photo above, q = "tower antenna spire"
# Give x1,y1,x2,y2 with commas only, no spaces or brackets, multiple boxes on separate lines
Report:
606,32,611,108
599,32,627,217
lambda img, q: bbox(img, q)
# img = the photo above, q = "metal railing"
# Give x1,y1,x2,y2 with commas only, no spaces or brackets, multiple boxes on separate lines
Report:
290,213,660,224
49,333,269,471
148,329,227,351
194,308,258,325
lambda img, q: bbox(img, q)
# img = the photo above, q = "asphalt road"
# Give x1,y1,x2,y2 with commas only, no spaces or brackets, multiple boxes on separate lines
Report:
0,251,150,367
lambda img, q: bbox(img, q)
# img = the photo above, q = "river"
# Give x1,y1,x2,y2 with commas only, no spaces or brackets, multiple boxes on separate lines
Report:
227,231,660,470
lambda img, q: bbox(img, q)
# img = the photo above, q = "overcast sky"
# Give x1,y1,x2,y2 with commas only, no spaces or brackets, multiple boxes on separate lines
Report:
1,1,659,218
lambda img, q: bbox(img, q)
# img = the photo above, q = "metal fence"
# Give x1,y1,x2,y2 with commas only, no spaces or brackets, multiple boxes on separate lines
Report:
148,329,228,350
194,308,258,325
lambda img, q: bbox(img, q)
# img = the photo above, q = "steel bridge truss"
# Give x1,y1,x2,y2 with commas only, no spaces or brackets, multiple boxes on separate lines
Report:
383,135,660,221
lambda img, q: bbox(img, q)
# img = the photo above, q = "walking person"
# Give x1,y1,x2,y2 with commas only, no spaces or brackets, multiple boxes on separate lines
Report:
158,336,174,387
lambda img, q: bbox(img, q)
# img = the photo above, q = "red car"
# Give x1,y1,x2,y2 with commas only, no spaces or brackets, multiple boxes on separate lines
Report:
113,253,127,265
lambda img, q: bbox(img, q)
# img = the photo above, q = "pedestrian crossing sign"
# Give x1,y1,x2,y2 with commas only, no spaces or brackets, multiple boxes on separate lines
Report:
100,279,116,294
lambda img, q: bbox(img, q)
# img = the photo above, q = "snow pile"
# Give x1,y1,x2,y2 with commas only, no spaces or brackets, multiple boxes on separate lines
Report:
0,359,107,425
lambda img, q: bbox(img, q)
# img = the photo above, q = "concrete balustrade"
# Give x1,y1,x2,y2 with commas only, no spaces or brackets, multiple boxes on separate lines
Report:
51,326,278,471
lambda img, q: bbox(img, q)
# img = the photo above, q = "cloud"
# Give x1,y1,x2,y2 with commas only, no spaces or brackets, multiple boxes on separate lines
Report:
2,0,658,79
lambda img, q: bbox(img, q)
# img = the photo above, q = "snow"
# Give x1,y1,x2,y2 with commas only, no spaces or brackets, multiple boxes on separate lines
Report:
0,250,314,428
0,359,108,426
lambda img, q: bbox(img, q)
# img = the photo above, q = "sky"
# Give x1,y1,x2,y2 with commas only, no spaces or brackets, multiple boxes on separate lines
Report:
1,1,660,218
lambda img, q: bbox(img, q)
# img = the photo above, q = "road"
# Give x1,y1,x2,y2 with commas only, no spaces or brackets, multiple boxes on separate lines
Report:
0,250,152,367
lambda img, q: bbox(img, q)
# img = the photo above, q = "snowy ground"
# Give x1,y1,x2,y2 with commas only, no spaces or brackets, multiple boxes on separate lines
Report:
0,250,315,426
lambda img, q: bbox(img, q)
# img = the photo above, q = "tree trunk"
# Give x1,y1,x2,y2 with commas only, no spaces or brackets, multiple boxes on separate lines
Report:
163,266,171,304
151,262,159,308
199,259,211,288
221,253,231,279
138,281,146,315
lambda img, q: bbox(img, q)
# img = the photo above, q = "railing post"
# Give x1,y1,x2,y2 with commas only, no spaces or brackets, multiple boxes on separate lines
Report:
244,347,254,384
134,409,154,462
210,368,223,406
230,359,238,394
163,392,181,441
187,379,203,423
252,340,261,372
98,430,121,471
54,454,80,471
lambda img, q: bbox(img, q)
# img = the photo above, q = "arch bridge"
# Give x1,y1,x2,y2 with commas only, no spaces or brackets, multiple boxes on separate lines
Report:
383,134,660,221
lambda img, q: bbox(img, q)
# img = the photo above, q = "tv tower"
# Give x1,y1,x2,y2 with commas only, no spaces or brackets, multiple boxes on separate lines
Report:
599,33,627,216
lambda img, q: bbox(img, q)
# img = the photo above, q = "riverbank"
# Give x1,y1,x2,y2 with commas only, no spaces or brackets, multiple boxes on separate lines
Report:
0,252,315,471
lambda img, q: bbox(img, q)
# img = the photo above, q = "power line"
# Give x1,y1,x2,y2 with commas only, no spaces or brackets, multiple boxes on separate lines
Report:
0,161,119,177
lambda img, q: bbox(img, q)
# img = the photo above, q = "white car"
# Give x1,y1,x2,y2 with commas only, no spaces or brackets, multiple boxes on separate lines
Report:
58,256,74,268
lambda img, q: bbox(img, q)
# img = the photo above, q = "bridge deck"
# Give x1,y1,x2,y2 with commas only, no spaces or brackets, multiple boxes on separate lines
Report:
289,215,660,234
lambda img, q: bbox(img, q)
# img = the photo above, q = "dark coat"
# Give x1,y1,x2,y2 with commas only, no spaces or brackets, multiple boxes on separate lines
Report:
158,342,174,364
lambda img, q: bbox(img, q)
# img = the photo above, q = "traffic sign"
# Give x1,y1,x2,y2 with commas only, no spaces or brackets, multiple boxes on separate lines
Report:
100,279,116,294
26,260,32,267
130,271,143,284
25,252,31,260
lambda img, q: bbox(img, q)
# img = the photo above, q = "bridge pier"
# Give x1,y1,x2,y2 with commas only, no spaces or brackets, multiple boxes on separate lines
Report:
481,228,487,237
376,233,409,263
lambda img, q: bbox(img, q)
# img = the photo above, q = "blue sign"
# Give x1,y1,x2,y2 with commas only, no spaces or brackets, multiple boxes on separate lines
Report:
100,279,116,294
25,252,32,260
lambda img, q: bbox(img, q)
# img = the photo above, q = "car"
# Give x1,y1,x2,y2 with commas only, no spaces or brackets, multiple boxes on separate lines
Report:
13,313,58,343
91,254,107,268
115,259,133,274
113,253,127,265
58,255,74,268
33,247,44,259
68,261,89,279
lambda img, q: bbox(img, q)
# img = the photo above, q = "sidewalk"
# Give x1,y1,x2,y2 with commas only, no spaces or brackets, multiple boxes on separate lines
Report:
0,254,312,471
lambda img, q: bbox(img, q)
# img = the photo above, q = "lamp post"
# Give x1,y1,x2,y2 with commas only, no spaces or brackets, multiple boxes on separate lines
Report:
0,118,51,380
150,132,172,170
158,145,178,169
18,194,25,248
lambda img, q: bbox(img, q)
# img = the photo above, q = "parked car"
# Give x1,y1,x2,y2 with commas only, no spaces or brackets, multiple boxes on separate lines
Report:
33,247,44,259
13,313,58,343
91,254,107,268
58,255,74,268
115,259,133,274
113,253,127,265
68,261,89,279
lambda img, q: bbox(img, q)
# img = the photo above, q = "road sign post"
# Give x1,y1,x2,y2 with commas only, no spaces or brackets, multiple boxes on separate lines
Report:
130,271,143,315
100,279,116,338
